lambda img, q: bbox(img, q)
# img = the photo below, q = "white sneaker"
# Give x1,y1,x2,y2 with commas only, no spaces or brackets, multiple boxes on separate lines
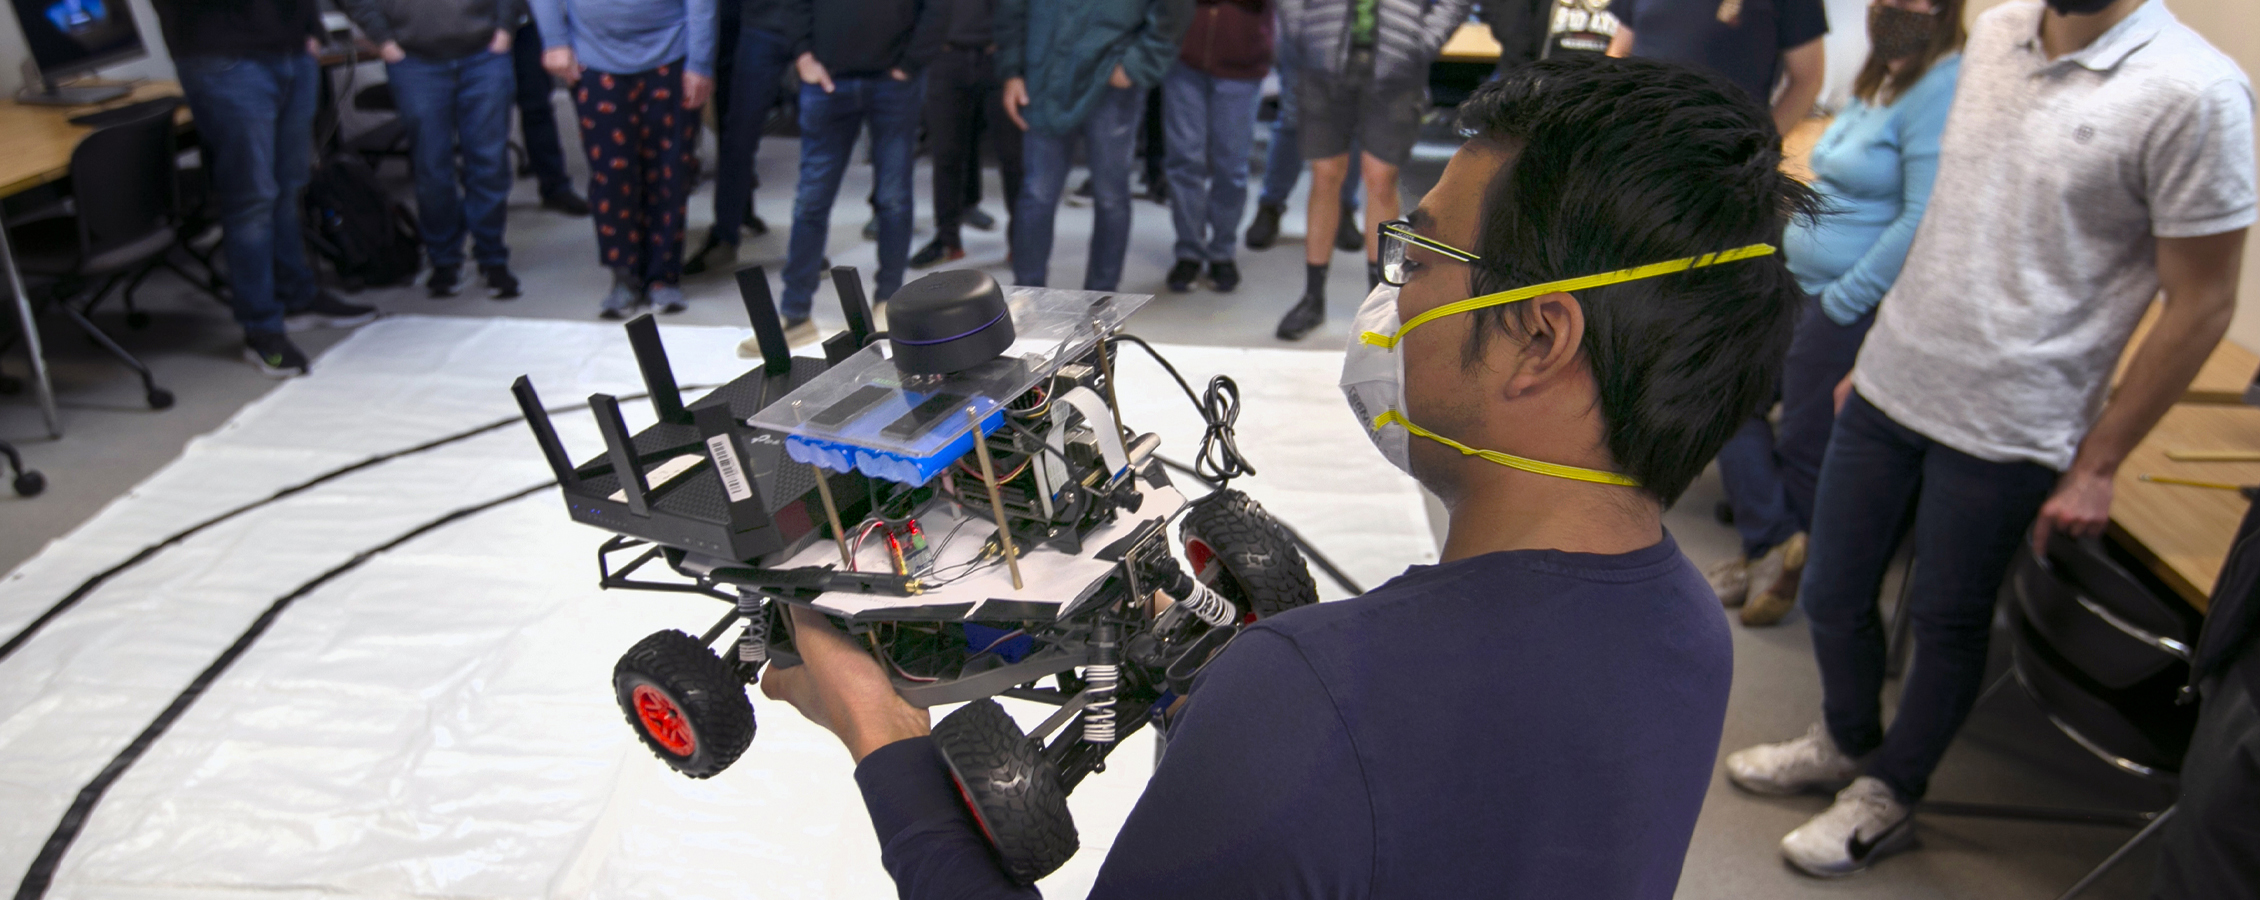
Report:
1726,722,1861,795
1782,776,1914,877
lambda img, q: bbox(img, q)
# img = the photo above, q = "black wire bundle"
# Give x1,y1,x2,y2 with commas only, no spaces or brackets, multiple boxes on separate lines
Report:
1106,335,1254,487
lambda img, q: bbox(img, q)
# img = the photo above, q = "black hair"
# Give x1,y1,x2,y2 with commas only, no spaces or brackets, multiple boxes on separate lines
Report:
1454,55,1821,506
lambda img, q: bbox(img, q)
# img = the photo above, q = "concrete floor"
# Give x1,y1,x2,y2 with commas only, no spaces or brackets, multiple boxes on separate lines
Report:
0,104,2169,899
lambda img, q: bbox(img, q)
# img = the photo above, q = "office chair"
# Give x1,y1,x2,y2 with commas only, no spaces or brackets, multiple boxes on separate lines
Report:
1921,533,2201,900
4,97,182,410
0,440,42,496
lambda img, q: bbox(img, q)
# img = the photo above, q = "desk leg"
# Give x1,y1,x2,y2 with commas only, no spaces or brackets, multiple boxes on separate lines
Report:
0,223,58,438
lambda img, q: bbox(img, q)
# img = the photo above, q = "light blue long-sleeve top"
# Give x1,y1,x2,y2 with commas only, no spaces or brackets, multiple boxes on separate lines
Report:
1784,54,1960,325
530,0,716,77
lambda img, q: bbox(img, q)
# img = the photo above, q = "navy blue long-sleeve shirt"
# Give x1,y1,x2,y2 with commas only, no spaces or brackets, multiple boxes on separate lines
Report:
854,534,1733,898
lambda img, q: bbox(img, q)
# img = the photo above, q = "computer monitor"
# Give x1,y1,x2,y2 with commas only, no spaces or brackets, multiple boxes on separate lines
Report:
11,0,144,105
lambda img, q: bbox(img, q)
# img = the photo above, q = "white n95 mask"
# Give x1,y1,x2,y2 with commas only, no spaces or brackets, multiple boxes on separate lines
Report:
1337,241,1785,488
1340,284,1415,472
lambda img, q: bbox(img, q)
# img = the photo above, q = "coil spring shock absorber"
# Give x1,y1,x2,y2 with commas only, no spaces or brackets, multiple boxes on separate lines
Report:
1083,621,1119,744
1152,555,1237,628
736,592,768,665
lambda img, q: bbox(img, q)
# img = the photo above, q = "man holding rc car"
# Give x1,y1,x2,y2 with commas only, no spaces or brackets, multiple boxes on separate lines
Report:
761,55,1814,897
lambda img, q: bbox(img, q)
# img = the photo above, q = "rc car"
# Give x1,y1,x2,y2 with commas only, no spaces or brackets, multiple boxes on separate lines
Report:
512,265,1319,882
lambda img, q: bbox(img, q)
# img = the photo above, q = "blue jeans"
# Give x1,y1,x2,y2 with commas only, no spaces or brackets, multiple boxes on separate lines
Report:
1162,62,1261,263
712,26,795,246
1256,27,1358,212
388,50,514,269
782,76,921,318
176,52,319,335
511,19,572,197
1715,296,1876,557
1015,85,1142,290
1800,392,2057,801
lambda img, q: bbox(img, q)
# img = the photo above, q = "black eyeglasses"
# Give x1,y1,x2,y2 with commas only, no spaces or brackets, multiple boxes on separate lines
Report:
1377,218,1480,287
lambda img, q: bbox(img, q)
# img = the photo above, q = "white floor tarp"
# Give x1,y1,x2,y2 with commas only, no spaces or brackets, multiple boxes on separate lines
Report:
0,315,1433,900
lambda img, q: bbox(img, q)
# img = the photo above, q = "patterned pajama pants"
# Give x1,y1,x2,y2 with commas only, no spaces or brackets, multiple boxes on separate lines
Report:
573,62,698,287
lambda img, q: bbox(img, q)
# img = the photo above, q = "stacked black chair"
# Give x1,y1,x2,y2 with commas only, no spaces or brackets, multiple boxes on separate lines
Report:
1923,532,2202,900
5,97,183,410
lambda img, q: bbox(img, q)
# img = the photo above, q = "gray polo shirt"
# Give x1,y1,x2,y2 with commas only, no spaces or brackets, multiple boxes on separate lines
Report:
1850,0,2255,471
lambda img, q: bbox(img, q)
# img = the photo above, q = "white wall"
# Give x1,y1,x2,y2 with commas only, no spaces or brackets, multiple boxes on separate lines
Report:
0,0,175,93
1817,0,1875,111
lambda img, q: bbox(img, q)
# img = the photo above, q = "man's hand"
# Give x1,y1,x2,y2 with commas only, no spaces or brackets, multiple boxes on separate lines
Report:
760,606,931,763
1107,64,1131,89
1002,76,1030,130
683,70,713,109
797,52,835,93
2033,467,2114,555
1834,374,1853,413
380,40,406,63
891,68,910,81
306,36,324,57
543,46,581,83
489,28,512,54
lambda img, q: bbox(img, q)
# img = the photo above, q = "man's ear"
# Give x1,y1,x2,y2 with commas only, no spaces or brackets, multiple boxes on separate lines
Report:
1499,291,1586,399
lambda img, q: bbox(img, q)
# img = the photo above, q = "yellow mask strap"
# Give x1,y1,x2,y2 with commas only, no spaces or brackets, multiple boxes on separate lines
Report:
1361,243,1778,349
1373,410,1642,487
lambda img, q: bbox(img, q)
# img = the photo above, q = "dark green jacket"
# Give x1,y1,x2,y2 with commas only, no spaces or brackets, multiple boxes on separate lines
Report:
997,0,1191,135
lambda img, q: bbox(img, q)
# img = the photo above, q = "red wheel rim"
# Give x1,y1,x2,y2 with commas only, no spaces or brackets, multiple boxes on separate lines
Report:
632,683,697,756
1185,538,1219,581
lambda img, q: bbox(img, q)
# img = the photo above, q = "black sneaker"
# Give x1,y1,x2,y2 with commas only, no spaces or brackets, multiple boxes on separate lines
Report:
1276,292,1325,341
744,207,769,236
862,218,879,241
482,264,521,299
1209,260,1241,292
542,189,591,216
1245,202,1284,250
911,239,965,269
1335,208,1364,253
283,291,379,331
1166,259,1202,293
684,232,737,275
964,207,997,231
243,330,310,377
427,264,461,298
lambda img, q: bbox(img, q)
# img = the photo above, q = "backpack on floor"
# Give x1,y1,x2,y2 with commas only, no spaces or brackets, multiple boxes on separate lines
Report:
303,153,421,290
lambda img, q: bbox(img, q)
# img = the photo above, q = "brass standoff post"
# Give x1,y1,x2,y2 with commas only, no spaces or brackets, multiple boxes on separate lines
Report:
811,463,853,568
969,406,1025,589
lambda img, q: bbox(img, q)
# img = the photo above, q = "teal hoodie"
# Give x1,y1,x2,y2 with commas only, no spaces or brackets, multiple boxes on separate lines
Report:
998,0,1192,136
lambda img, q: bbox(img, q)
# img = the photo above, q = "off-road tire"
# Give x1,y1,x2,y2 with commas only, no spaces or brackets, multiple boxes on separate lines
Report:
613,629,755,779
1180,489,1320,619
932,699,1078,884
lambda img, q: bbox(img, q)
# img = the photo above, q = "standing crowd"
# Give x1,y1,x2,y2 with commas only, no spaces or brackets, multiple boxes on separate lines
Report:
149,0,2254,893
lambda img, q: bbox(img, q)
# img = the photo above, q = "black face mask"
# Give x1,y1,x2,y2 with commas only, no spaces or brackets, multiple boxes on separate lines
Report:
1867,5,1936,61
2044,0,2117,14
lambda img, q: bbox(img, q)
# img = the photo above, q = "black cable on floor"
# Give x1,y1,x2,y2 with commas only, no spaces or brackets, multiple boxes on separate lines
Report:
11,480,555,900
1153,453,1366,597
0,389,695,665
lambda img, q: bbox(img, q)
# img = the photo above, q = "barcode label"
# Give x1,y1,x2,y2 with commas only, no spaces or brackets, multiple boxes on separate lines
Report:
707,434,754,503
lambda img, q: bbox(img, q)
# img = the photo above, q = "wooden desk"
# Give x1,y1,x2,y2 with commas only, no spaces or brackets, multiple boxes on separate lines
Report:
1439,23,1502,64
2113,302,2257,405
2109,403,2260,612
0,81,185,437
